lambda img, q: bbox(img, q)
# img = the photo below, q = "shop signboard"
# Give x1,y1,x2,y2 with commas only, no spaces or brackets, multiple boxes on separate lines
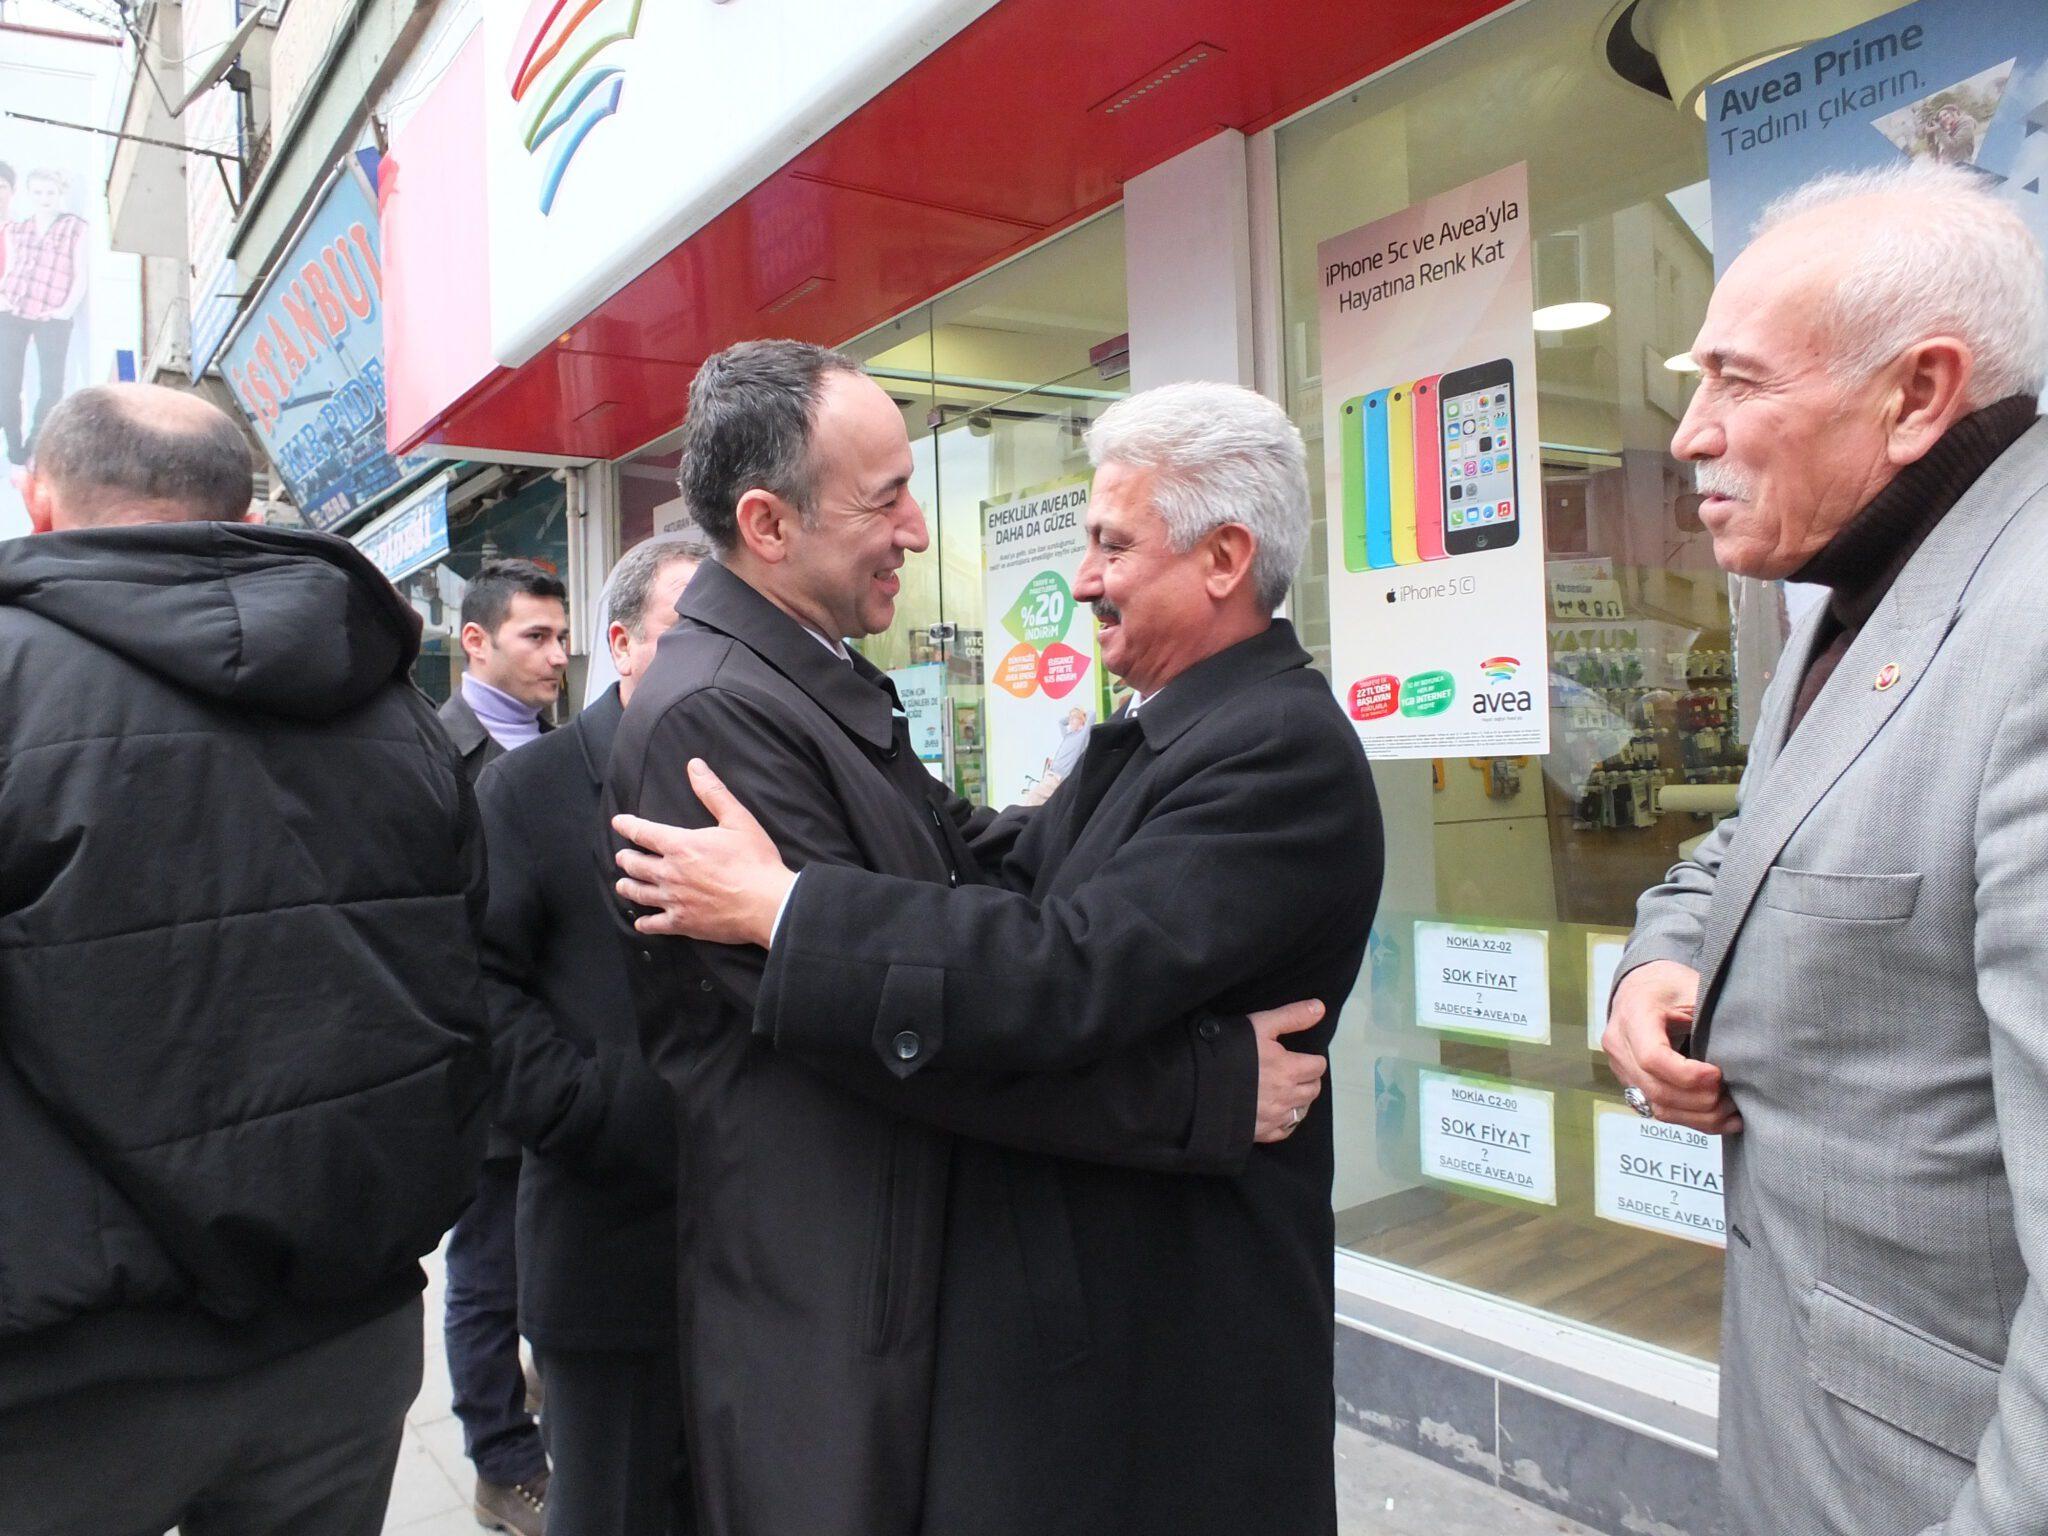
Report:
1706,0,2048,403
1593,1102,1727,1248
220,154,434,532
1585,928,1630,1051
1418,1069,1557,1206
887,662,949,782
354,476,451,584
1315,163,1549,760
1413,920,1551,1044
479,0,1000,365
980,476,1099,807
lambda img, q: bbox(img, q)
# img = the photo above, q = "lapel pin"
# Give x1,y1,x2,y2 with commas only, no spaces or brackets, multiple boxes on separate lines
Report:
1874,663,1901,692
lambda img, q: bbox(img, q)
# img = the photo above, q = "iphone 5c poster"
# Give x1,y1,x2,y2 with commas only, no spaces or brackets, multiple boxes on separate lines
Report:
1318,163,1549,760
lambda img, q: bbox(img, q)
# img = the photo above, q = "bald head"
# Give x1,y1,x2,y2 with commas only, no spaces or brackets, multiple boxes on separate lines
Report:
27,383,255,532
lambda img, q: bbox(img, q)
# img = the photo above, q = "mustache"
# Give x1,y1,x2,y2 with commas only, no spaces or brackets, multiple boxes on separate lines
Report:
1092,598,1122,625
1693,462,1756,502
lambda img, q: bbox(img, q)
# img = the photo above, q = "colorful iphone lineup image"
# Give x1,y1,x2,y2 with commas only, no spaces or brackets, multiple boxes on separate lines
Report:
1341,359,1519,570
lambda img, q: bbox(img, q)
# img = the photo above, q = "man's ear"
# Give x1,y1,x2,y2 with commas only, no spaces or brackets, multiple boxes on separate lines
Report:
1884,335,1973,469
1201,523,1259,601
608,619,635,674
731,487,797,566
22,469,57,534
459,619,491,668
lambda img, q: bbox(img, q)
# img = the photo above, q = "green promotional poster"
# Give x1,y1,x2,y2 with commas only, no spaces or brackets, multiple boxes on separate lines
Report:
980,477,1099,807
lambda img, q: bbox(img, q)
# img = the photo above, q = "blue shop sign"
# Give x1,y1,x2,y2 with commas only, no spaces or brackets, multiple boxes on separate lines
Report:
222,152,433,532
354,477,451,584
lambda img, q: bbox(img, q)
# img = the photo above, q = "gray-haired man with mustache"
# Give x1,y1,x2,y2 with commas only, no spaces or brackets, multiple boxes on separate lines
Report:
1605,163,2048,1535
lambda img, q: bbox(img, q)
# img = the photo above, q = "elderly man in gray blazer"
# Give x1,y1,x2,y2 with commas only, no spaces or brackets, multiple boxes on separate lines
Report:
1606,160,2048,1535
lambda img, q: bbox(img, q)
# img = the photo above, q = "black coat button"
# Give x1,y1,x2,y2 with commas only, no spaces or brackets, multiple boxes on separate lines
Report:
893,1030,921,1060
1197,1019,1220,1042
699,978,714,993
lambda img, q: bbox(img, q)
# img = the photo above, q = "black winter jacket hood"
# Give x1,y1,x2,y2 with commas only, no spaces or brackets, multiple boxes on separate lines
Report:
0,520,486,1413
0,521,422,720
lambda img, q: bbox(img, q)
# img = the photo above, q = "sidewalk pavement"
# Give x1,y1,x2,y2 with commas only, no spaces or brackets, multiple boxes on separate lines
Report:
383,1250,1596,1536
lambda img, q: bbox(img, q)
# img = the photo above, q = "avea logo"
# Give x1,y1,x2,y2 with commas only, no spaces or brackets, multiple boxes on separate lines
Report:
1474,656,1533,716
508,0,645,215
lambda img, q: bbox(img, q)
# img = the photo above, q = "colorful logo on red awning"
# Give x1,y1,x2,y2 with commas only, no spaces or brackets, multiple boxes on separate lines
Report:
508,0,645,215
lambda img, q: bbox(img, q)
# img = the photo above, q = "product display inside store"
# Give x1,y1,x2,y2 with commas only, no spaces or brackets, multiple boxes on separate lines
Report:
1276,0,1779,1364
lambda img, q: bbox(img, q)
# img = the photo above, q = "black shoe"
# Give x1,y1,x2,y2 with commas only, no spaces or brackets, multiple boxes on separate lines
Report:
475,1471,548,1535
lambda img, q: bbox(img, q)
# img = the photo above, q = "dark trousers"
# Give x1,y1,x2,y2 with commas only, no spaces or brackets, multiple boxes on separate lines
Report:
0,1297,421,1536
445,1155,546,1485
0,312,72,458
534,1346,694,1536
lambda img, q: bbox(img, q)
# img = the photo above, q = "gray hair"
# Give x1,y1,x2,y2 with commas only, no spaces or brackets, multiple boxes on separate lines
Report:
1755,162,2048,405
677,339,864,552
1083,382,1309,611
607,528,709,640
33,384,252,523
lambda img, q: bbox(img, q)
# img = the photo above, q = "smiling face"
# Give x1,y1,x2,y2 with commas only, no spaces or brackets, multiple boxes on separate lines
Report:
1074,463,1238,698
775,370,927,640
1671,214,1902,579
26,175,61,215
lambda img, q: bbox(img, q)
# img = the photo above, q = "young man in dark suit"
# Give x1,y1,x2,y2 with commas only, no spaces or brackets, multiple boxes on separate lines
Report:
477,534,705,1536
436,558,569,1534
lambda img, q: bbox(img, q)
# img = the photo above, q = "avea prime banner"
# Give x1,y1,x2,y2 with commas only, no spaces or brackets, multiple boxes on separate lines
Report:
220,153,433,531
1315,163,1550,761
1707,0,2048,325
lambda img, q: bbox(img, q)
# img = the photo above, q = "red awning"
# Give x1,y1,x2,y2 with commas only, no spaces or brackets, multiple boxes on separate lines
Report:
384,0,1510,461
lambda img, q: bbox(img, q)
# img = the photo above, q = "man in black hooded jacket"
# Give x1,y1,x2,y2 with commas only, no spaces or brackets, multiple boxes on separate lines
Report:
0,384,490,1536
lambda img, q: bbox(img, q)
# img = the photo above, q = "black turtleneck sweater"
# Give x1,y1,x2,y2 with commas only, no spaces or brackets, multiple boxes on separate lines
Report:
1784,394,2039,736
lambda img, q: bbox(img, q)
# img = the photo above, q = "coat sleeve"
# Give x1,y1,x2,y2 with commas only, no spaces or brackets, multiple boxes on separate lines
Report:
1929,670,2048,1536
629,686,1256,1171
476,761,672,1188
756,698,1381,1074
808,1012,1258,1175
1613,804,1737,990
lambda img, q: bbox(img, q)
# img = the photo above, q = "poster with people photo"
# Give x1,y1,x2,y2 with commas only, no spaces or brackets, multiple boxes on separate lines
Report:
0,28,139,539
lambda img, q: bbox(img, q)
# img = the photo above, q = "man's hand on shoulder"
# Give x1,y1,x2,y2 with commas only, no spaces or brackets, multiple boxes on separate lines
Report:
1602,960,1740,1135
613,759,795,947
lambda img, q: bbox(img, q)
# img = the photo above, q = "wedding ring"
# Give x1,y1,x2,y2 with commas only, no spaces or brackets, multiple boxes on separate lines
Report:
1623,1086,1655,1119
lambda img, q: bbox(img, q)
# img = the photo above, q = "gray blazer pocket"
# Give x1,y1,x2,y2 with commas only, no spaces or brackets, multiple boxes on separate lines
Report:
1806,1283,2000,1462
1761,868,1921,921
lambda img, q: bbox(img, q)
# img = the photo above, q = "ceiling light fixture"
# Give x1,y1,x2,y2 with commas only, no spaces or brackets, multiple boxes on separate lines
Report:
1664,352,1702,372
1532,301,1612,332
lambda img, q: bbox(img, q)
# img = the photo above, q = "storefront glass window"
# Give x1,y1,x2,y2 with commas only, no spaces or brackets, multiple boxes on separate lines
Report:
1276,0,1784,1364
846,211,1130,804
